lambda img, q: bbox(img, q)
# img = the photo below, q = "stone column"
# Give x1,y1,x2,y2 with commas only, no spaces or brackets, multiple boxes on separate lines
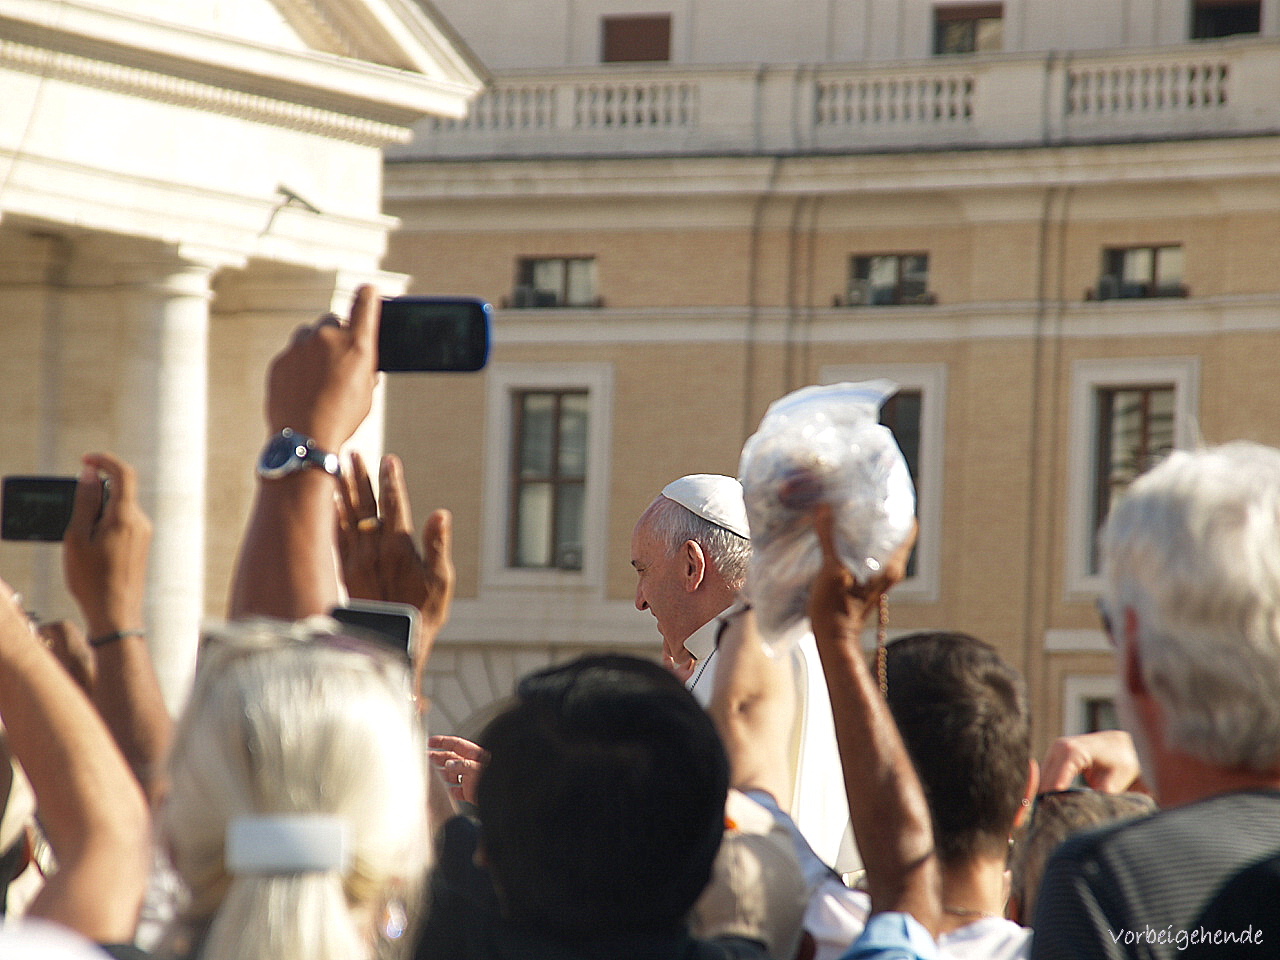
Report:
116,254,219,713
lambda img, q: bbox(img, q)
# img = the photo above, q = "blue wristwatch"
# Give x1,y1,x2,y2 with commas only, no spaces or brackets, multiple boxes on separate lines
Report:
257,428,340,480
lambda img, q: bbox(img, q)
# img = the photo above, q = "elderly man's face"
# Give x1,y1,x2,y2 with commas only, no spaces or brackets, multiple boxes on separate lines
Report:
630,516,697,677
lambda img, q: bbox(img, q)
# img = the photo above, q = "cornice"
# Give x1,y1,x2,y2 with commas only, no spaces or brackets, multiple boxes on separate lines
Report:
0,1,483,144
0,36,408,146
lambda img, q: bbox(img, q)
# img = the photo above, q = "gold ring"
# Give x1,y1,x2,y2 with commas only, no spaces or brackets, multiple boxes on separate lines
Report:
357,517,380,532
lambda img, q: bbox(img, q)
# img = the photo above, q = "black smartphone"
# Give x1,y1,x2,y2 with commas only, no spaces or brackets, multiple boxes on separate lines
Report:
330,600,420,656
1,476,79,541
378,296,491,372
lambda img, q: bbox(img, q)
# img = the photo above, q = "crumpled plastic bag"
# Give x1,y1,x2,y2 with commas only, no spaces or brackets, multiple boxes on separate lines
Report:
738,380,917,652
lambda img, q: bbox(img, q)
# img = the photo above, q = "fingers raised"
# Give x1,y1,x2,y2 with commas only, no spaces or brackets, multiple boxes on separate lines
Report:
380,455,414,535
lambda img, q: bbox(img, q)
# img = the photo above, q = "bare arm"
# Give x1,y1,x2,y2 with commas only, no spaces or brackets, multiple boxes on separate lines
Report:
0,579,150,943
229,286,380,620
63,452,171,806
808,507,938,934
708,604,797,807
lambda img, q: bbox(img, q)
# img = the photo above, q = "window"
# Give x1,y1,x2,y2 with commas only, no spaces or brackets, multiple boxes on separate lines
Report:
1083,697,1119,733
1063,675,1120,737
512,257,598,308
934,4,1003,55
1191,0,1260,39
1089,386,1176,571
602,14,672,62
1095,246,1186,300
820,364,947,603
482,363,614,593
509,390,589,570
1065,358,1199,595
847,254,933,306
878,390,922,578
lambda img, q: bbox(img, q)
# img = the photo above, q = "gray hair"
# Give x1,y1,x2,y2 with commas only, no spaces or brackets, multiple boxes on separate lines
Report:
644,495,752,591
161,617,428,960
1100,442,1280,772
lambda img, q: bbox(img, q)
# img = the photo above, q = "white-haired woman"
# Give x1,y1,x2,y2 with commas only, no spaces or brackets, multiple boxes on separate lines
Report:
153,619,428,960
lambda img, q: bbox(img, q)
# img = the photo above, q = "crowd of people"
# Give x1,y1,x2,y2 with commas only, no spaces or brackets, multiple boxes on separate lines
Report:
0,285,1277,959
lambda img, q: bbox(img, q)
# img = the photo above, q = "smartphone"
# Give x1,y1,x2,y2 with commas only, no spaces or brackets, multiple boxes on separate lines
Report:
330,600,420,657
378,296,491,372
1,476,79,542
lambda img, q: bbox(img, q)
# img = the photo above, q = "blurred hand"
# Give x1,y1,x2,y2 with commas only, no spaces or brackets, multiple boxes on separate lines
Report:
336,452,455,692
63,453,151,638
0,578,33,642
808,505,917,649
1040,729,1145,793
428,735,488,806
38,620,95,693
266,285,380,452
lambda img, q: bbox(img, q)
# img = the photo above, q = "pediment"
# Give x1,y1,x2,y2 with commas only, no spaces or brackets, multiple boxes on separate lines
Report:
270,0,486,84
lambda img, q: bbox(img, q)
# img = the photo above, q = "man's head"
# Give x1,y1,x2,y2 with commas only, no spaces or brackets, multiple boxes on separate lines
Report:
475,655,730,936
1099,441,1280,780
630,475,751,669
883,631,1032,866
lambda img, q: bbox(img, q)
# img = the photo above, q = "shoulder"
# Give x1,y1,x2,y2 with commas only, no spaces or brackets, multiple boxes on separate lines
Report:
938,918,1030,960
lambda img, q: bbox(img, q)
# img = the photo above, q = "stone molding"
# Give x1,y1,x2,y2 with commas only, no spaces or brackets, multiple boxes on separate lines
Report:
0,35,409,146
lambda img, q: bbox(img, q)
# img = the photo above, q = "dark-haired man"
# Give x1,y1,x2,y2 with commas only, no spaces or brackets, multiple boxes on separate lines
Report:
882,632,1036,959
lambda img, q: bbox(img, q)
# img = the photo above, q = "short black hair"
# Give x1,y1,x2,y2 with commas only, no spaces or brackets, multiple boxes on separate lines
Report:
475,655,729,935
883,632,1030,865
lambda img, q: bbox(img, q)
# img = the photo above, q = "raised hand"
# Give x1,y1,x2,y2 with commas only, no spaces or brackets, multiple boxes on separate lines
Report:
428,735,488,806
336,451,456,692
63,453,152,641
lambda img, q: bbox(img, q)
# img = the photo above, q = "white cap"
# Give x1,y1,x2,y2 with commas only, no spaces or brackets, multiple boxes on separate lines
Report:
661,475,751,540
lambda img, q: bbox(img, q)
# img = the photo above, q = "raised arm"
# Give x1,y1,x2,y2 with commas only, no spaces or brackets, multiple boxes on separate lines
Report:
0,579,150,943
229,286,380,620
63,452,171,806
708,603,797,807
807,507,937,934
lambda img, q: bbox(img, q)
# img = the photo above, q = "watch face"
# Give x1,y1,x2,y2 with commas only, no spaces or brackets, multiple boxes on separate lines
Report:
262,434,304,471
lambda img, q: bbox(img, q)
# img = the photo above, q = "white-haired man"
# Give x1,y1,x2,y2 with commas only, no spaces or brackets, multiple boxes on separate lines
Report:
631,475,856,872
1031,442,1280,960
630,475,753,694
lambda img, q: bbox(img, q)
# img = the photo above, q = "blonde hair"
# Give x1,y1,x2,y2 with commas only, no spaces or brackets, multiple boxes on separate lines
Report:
159,619,428,960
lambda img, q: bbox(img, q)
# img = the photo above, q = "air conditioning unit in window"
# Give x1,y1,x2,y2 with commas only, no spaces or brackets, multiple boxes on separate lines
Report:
1094,274,1121,300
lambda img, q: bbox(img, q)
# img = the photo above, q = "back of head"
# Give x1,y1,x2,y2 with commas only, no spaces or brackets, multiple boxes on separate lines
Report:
1100,441,1280,772
883,632,1030,865
161,619,428,960
475,654,729,936
1009,789,1155,922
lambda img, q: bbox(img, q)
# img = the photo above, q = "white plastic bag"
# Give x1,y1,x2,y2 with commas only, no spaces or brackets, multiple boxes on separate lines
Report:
738,380,916,652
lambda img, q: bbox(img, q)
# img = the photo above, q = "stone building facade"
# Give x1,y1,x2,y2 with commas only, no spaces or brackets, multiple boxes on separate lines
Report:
0,0,483,708
383,0,1280,751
